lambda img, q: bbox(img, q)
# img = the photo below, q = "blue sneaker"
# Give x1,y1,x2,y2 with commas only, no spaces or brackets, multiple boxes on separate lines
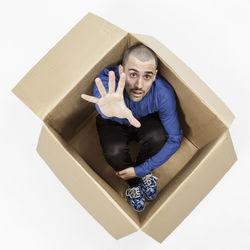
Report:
140,173,158,200
125,184,146,212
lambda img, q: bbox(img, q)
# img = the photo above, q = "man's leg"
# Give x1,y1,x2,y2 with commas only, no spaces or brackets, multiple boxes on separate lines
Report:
134,112,169,168
95,114,141,186
130,112,169,201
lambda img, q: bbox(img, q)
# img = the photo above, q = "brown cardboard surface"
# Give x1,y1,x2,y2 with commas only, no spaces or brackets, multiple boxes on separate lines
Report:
140,130,237,242
12,12,237,243
44,36,129,141
11,13,127,120
36,123,140,239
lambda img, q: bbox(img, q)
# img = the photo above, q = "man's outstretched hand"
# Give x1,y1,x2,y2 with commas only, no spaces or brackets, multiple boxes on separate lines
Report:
81,71,141,128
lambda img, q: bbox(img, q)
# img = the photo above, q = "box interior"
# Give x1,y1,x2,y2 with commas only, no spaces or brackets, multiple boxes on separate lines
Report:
43,33,227,225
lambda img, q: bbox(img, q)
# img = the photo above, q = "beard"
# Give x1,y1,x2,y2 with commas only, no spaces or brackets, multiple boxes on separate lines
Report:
124,88,146,102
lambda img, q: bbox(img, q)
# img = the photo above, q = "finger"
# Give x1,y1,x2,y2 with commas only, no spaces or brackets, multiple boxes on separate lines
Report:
117,172,125,176
119,173,127,178
117,173,124,178
108,71,116,94
126,111,141,128
95,78,107,97
116,72,126,95
81,94,99,104
118,169,127,175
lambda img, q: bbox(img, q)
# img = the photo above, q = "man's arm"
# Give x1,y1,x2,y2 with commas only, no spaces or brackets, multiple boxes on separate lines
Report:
133,85,183,178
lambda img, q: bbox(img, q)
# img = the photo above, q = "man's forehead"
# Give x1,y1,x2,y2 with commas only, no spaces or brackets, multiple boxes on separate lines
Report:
125,56,157,73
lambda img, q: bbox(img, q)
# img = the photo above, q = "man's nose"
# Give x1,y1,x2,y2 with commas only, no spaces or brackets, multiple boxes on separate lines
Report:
135,77,143,89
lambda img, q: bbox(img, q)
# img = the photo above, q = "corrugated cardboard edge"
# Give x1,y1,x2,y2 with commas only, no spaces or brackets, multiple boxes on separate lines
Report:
36,123,140,240
131,33,235,129
11,12,127,121
141,129,237,243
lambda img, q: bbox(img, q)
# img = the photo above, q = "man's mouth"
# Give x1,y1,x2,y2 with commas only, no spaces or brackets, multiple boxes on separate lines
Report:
131,90,143,97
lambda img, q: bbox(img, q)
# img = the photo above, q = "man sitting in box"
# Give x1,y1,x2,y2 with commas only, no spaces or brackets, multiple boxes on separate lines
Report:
81,44,183,212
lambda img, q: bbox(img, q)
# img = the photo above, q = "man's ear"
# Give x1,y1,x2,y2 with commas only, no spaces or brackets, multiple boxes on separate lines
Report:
119,64,124,76
154,69,158,81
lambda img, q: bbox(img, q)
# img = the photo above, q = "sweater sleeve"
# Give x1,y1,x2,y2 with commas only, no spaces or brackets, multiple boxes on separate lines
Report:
133,85,183,178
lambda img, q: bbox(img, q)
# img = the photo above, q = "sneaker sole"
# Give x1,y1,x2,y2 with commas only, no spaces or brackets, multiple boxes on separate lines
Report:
130,204,146,212
142,189,158,201
145,195,157,201
125,196,146,212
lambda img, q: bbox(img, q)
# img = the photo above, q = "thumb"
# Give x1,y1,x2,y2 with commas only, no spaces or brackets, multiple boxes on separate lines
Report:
126,112,141,128
117,169,126,174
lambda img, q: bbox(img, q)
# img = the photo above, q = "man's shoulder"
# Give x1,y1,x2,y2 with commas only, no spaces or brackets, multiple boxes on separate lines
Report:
154,75,177,111
155,75,175,96
98,65,119,78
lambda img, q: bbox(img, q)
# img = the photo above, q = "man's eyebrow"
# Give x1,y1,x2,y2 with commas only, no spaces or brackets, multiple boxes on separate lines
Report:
128,68,154,75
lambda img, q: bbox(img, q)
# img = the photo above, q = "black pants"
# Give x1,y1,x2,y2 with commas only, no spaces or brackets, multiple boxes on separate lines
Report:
96,112,169,186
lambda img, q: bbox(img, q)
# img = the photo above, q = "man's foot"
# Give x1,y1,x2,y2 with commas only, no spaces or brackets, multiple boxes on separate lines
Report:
125,184,146,212
140,173,158,200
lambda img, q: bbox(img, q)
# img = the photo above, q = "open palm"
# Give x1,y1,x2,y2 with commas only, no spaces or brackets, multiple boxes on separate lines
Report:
81,70,141,128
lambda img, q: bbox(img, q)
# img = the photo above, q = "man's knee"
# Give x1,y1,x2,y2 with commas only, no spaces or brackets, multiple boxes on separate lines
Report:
102,142,129,163
140,128,168,150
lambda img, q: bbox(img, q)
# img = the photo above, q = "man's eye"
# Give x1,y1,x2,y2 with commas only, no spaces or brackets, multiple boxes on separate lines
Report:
130,73,137,77
144,75,151,80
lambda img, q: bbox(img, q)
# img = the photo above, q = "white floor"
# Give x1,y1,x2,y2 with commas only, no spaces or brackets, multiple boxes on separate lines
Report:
1,1,249,249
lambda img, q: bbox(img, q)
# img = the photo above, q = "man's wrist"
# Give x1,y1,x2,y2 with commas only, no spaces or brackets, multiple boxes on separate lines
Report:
134,166,145,178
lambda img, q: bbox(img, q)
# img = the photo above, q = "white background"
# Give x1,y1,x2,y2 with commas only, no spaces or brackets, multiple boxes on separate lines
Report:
1,0,249,249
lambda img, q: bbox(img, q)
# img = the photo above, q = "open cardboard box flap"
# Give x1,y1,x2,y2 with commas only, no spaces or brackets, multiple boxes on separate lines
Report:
12,13,128,120
12,12,237,243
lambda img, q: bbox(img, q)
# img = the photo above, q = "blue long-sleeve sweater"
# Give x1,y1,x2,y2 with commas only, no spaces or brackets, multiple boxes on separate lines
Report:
93,65,183,178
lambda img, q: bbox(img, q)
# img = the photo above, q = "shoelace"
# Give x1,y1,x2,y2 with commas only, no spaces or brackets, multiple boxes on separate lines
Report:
142,173,158,187
125,186,141,199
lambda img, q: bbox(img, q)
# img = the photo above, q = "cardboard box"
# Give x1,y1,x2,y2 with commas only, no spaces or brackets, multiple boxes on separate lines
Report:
12,12,237,243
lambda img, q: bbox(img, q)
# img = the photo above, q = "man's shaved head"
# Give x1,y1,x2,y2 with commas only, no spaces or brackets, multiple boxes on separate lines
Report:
122,44,158,70
118,44,158,102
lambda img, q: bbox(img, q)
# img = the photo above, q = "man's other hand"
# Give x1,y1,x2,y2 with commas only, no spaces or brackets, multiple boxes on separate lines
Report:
115,167,137,180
